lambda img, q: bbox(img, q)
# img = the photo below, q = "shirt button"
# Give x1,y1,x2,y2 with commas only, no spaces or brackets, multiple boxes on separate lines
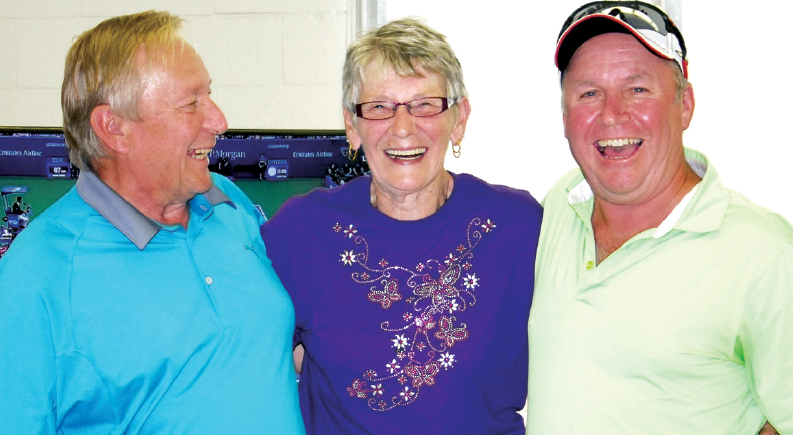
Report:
205,276,213,285
586,261,594,270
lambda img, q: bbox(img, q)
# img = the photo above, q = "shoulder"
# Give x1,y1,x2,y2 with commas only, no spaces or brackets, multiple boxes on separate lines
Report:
211,173,250,206
13,188,91,250
683,152,793,255
267,176,366,226
722,189,793,251
543,169,583,205
456,173,542,217
209,174,263,223
453,174,543,244
0,189,88,295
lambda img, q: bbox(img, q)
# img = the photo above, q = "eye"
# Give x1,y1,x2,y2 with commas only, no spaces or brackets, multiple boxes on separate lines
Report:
581,90,598,98
180,99,198,112
632,87,648,93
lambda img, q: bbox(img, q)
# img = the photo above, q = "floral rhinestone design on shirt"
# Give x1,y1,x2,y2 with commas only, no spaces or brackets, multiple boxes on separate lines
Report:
334,218,496,411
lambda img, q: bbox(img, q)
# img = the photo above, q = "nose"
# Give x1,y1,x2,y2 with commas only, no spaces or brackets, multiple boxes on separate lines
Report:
600,93,630,126
205,97,228,135
391,104,417,137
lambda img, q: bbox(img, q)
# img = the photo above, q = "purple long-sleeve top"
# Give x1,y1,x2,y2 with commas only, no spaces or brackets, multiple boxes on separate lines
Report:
262,173,542,435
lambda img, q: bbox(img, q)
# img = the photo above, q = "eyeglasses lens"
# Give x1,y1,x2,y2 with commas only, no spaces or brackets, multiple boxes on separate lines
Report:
359,97,447,120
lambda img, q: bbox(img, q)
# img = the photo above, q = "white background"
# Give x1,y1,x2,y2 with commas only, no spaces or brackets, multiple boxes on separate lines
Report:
387,1,793,224
1,1,790,223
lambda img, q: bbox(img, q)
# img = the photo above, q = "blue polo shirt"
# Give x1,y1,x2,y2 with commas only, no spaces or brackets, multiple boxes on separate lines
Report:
0,172,305,434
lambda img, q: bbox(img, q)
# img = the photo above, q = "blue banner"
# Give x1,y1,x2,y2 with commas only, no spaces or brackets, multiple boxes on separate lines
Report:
0,133,69,177
0,130,355,180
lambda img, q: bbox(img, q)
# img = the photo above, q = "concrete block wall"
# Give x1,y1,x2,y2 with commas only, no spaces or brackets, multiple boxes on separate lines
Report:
0,0,348,130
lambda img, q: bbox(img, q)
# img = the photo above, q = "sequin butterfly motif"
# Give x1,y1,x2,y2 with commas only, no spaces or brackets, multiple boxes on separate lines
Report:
336,218,492,411
367,279,401,309
435,315,469,348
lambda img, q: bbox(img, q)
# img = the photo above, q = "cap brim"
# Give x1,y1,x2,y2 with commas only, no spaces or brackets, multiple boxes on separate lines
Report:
555,14,675,72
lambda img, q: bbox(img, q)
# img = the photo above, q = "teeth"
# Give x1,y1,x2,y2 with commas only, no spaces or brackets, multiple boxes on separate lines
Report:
386,148,426,159
189,149,212,160
597,138,642,147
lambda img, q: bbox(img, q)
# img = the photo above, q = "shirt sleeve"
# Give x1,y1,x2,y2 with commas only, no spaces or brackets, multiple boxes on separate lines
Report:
261,217,304,349
0,253,58,434
739,244,793,434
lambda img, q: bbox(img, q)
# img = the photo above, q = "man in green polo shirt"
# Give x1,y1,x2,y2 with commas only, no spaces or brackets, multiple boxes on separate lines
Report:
527,2,792,434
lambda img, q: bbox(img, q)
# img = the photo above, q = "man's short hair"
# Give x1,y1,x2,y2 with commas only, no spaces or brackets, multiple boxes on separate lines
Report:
61,10,184,171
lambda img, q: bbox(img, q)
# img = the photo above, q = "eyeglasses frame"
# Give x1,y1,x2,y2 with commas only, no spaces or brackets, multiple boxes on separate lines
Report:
354,97,456,120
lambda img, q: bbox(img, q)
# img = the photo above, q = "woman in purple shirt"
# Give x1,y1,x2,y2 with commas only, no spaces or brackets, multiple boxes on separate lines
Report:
263,18,542,435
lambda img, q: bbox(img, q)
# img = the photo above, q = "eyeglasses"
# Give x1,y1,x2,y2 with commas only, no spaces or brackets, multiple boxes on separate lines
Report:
355,97,455,120
557,1,687,77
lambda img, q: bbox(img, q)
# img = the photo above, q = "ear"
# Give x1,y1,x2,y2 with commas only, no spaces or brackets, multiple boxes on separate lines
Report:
343,108,362,151
450,97,471,144
680,83,695,131
90,104,129,154
562,111,569,139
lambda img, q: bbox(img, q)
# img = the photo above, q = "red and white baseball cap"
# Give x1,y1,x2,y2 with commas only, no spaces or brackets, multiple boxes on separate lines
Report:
556,1,688,78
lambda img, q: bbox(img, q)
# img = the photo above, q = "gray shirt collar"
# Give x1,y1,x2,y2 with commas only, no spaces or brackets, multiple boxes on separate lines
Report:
76,171,232,250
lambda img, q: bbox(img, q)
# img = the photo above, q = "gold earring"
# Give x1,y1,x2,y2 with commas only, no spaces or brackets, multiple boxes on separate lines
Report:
452,139,462,158
347,141,359,161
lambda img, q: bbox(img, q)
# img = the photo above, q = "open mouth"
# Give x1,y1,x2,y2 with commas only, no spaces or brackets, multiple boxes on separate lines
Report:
596,138,643,160
188,148,212,160
386,148,427,161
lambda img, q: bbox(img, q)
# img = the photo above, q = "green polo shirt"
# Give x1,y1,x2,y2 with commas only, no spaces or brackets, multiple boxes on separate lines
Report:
527,148,793,434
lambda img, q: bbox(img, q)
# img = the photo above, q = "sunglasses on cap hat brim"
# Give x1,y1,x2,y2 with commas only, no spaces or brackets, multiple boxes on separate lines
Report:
556,1,688,78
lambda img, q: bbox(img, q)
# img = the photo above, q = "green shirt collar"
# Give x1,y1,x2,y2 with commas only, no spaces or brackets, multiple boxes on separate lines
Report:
564,147,731,238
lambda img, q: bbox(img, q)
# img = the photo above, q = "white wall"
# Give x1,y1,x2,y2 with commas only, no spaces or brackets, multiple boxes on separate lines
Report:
2,1,791,224
0,0,348,130
387,1,793,224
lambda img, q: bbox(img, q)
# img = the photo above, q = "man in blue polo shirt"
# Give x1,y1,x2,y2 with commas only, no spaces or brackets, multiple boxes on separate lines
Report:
528,2,792,435
0,11,305,434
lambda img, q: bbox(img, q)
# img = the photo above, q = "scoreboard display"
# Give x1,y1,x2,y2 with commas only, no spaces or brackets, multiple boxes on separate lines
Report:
46,157,71,179
0,129,70,178
265,159,289,180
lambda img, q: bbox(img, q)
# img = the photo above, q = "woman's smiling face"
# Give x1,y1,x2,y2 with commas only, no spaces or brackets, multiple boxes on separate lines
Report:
344,63,469,199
